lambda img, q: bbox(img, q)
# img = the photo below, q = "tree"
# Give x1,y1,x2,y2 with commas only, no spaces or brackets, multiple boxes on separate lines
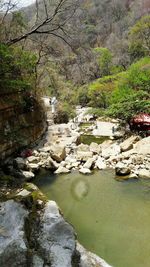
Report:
129,15,150,60
93,47,112,76
0,0,79,47
0,43,37,93
106,57,150,123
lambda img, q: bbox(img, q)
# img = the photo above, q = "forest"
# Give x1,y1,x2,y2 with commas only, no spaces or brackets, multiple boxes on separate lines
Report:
0,0,150,124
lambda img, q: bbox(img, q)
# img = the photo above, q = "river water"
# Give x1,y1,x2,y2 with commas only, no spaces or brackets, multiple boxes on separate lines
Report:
35,169,150,267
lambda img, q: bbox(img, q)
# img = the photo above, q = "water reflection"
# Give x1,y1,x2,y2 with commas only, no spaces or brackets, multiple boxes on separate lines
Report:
71,178,90,200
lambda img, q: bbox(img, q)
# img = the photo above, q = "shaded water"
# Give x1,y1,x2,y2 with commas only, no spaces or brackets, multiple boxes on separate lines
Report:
35,170,150,267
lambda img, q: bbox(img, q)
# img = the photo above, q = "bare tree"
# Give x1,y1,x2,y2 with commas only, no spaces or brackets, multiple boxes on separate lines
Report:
1,0,79,46
0,0,18,24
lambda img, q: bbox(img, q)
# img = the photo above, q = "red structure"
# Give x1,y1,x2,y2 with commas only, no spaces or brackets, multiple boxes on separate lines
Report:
130,113,150,136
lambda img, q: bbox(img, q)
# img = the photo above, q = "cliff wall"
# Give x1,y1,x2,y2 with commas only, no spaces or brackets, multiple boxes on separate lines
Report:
0,89,47,160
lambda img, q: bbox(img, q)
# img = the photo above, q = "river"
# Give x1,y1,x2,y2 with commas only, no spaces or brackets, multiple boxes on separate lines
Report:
35,169,150,267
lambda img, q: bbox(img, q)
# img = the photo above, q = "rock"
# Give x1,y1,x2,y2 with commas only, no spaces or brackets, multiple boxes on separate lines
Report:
50,145,66,163
77,151,93,161
27,156,40,163
77,143,90,152
55,166,70,174
83,158,95,169
121,149,136,159
32,255,44,267
131,155,144,165
39,152,49,159
102,144,120,159
38,146,51,153
45,157,59,170
100,140,113,150
0,200,28,267
32,150,39,157
90,142,101,154
138,169,150,179
27,163,39,172
120,135,140,152
77,242,112,267
79,168,91,174
22,171,35,180
96,157,107,170
134,136,150,155
37,201,76,267
115,162,131,176
128,173,138,179
13,157,27,170
17,189,31,197
60,161,66,167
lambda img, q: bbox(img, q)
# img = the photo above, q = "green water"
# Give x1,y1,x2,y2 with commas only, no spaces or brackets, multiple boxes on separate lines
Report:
80,134,108,145
35,170,150,267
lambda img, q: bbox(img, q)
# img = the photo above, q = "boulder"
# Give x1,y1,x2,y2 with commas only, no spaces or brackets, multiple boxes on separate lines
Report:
77,151,93,161
79,167,91,174
102,144,120,159
45,157,59,170
37,201,76,267
50,145,66,162
83,158,95,169
96,157,107,170
138,169,150,179
77,242,112,267
17,189,31,197
13,157,27,170
27,163,39,172
22,171,35,180
115,162,131,176
77,143,90,152
55,166,70,174
100,140,113,150
134,136,150,155
120,135,140,152
27,156,40,163
0,200,28,267
90,142,101,154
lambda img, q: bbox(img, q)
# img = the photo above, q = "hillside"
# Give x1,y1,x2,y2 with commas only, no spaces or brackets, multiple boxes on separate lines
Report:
20,0,150,85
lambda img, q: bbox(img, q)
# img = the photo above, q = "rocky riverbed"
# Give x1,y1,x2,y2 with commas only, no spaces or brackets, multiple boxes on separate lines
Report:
8,121,150,181
0,106,150,267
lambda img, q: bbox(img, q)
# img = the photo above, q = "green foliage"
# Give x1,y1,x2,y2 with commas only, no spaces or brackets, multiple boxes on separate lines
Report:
106,57,150,122
76,85,90,106
94,47,112,76
106,90,150,122
129,15,150,60
87,72,122,108
125,57,150,92
0,44,37,92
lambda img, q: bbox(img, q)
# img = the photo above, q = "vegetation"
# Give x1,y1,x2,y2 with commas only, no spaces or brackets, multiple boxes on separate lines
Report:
0,44,37,93
129,15,150,61
94,47,112,76
0,1,149,124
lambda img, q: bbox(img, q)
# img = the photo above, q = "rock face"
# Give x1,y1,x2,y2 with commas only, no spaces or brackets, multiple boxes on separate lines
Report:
0,200,28,267
0,92,46,161
0,187,112,267
37,201,76,267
